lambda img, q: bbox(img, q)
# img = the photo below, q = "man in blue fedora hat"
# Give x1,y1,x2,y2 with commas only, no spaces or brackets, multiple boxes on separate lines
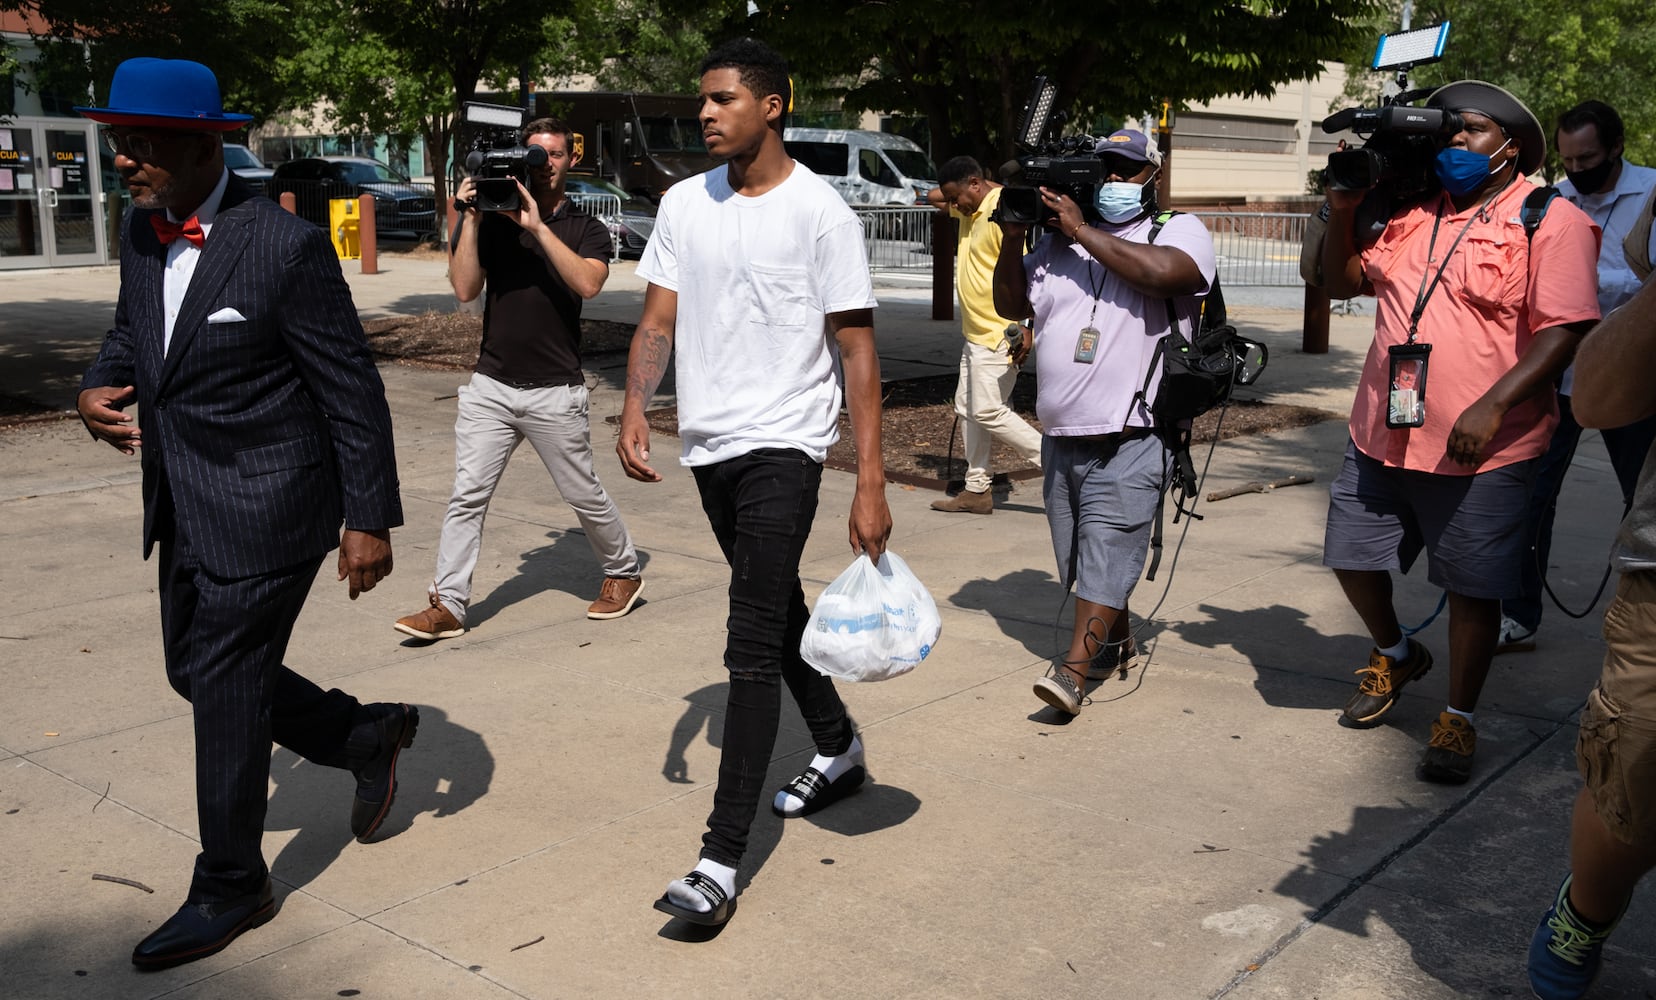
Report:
74,58,419,970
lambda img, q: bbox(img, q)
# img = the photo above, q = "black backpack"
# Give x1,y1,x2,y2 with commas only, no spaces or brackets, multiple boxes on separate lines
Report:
1133,211,1267,495
1127,210,1268,578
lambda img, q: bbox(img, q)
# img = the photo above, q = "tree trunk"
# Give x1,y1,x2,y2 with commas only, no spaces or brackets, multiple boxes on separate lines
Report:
424,114,453,244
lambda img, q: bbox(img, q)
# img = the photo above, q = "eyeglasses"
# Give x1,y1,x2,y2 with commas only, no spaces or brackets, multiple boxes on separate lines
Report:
101,129,209,162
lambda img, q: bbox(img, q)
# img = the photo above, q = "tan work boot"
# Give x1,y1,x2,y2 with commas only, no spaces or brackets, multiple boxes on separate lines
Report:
930,489,993,514
1418,711,1476,784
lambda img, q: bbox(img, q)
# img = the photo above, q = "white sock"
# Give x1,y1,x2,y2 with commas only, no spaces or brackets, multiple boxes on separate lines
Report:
1445,706,1474,724
666,858,736,913
1378,637,1411,661
773,736,864,814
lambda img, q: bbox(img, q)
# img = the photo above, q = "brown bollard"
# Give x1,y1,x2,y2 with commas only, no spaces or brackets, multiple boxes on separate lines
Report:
358,194,378,275
931,210,954,322
1302,283,1330,354
279,191,296,215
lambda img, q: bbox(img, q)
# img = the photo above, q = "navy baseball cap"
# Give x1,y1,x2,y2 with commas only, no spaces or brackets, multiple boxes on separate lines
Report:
1095,129,1163,168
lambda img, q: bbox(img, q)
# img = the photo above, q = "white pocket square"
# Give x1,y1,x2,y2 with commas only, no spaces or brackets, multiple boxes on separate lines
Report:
207,307,247,323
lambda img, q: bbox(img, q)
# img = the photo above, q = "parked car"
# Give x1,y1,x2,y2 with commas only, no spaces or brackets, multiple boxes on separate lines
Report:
565,173,655,258
223,143,274,189
267,156,438,238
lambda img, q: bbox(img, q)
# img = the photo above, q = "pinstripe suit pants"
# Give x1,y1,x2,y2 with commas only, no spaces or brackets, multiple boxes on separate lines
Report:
157,508,362,904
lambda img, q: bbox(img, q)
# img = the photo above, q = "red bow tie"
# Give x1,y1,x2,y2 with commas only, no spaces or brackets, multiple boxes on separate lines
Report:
151,214,206,248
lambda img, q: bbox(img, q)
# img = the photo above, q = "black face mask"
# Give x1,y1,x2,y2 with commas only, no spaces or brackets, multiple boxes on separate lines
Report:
1566,155,1617,195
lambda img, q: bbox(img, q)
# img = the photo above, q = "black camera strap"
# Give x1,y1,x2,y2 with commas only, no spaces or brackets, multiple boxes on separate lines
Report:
1405,187,1503,344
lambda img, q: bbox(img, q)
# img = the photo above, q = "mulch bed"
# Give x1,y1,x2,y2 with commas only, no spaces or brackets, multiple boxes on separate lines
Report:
22,301,1340,488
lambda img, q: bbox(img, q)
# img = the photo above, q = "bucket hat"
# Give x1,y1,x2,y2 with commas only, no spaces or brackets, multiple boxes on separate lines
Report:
1427,80,1545,175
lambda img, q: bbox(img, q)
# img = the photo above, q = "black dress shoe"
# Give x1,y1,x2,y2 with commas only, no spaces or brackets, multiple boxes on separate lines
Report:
132,882,275,970
349,702,420,842
772,763,866,818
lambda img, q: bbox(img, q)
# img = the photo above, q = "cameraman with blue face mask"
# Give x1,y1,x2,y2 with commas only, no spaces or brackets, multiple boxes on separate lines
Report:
1317,80,1603,785
991,129,1216,718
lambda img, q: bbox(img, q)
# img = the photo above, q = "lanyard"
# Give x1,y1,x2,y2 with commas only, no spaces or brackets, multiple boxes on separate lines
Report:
1083,241,1107,327
1405,188,1503,343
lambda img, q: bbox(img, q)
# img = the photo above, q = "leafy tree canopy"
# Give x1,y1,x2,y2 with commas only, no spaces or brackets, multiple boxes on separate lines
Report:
1331,0,1656,178
658,0,1382,167
0,0,303,123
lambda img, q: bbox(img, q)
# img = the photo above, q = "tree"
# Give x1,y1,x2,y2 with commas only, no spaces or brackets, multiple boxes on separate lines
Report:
661,0,1381,168
285,0,588,236
0,0,304,124
574,0,725,94
1331,0,1656,178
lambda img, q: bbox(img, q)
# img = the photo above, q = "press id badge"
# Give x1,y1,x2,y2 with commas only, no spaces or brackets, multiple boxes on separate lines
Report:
1386,342,1432,428
1074,326,1100,364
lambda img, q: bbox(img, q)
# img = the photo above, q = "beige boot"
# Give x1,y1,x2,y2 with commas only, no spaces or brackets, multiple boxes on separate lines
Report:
930,489,993,514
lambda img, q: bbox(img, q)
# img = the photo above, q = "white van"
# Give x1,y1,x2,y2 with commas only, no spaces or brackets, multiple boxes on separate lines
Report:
784,128,937,206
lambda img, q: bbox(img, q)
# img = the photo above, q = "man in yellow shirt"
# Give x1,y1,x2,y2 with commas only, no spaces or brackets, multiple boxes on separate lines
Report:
927,156,1044,513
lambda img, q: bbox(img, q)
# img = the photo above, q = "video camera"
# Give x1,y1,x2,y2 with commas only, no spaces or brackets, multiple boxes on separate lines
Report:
456,101,546,214
1318,21,1455,246
991,76,1105,227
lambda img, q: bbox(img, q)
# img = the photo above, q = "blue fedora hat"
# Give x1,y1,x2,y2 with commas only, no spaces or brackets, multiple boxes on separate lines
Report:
75,58,251,130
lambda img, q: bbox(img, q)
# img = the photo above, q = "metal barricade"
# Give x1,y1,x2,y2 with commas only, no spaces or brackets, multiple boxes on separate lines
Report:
1189,211,1310,287
855,206,936,273
567,192,623,262
854,206,1311,285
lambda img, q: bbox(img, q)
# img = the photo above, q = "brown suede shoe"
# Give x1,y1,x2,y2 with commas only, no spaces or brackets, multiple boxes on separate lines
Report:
930,489,993,514
393,594,464,641
588,576,645,620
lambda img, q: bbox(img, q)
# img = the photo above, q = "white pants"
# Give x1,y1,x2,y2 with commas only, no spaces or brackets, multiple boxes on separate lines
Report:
955,340,1043,494
432,372,639,622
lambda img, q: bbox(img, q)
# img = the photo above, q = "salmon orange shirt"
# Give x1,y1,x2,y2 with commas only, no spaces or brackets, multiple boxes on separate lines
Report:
1350,179,1601,474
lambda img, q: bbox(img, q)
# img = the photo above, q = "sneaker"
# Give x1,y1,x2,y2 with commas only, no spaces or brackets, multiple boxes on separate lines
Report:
930,489,993,514
1087,637,1137,680
1033,663,1085,715
1497,615,1538,654
393,594,464,641
1528,874,1621,999
1417,711,1476,784
1341,638,1434,727
587,576,645,620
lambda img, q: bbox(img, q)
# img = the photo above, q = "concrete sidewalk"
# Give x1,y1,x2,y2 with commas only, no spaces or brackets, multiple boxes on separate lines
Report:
2,254,1652,999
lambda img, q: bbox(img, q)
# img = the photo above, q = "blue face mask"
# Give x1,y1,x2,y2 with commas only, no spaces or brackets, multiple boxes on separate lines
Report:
1094,181,1148,223
1434,138,1512,196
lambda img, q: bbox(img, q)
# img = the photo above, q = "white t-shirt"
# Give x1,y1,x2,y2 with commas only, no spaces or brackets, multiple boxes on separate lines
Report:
637,162,878,465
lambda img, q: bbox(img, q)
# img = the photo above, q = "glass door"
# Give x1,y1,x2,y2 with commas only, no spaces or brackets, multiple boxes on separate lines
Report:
0,120,108,269
0,125,46,268
42,124,106,265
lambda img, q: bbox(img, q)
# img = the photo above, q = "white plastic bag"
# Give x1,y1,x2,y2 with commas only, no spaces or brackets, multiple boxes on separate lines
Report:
801,550,941,682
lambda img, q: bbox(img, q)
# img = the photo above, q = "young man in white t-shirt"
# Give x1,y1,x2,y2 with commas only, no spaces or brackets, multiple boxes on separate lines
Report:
617,37,892,929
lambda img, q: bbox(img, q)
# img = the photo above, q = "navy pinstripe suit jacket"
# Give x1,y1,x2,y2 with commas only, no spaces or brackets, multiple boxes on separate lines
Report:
81,175,403,579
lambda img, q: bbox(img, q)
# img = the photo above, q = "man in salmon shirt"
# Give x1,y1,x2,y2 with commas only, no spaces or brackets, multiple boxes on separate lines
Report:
1318,80,1602,784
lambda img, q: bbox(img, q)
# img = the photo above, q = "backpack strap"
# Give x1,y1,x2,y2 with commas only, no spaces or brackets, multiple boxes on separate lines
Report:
1521,185,1559,245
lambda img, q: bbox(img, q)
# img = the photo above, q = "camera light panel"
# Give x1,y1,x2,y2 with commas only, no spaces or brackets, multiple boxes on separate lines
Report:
463,102,527,129
1372,22,1450,70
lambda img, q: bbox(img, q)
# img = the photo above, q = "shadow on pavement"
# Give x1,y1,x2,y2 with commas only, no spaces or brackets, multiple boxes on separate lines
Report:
265,705,493,891
1171,601,1361,710
464,530,653,630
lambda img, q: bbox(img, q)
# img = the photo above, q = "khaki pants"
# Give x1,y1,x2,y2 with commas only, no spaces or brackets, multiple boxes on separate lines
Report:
954,340,1043,494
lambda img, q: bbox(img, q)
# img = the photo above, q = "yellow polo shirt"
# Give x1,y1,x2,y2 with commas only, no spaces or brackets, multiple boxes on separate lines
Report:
951,185,1017,347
